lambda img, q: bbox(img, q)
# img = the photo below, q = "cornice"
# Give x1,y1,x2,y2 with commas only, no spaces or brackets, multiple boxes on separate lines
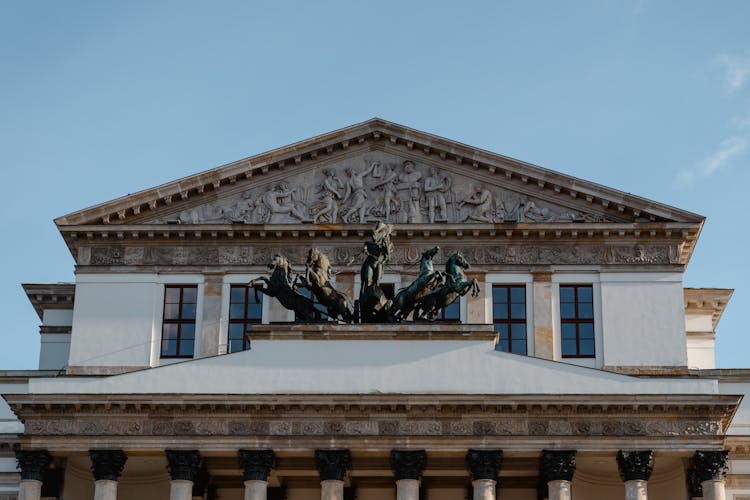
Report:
684,288,734,330
21,283,75,320
53,118,704,231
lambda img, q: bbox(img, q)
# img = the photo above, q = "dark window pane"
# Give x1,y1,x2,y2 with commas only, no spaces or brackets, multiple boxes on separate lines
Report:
494,304,508,319
510,303,526,319
182,287,198,303
228,338,242,354
180,340,194,357
248,292,262,305
561,340,577,356
579,323,594,340
510,287,525,303
579,338,595,356
181,303,197,320
229,323,245,342
560,303,576,319
163,303,181,320
229,303,245,319
180,324,195,340
578,286,593,302
494,324,509,341
443,301,460,320
230,286,246,303
165,287,181,303
511,339,527,355
161,339,177,356
561,323,577,340
248,303,262,319
560,286,575,303
496,340,509,352
162,323,179,340
493,287,508,303
511,323,526,341
578,302,593,319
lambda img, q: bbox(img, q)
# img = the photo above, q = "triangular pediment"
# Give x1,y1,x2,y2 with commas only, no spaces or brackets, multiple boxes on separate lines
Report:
54,118,704,227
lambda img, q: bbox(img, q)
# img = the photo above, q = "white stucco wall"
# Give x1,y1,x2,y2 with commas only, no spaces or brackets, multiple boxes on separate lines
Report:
38,333,71,371
598,273,687,367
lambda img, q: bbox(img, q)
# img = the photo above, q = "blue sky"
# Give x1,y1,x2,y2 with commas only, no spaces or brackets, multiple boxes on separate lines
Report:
1,1,748,368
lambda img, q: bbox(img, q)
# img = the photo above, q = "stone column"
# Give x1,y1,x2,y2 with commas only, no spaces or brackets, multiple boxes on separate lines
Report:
90,449,128,500
694,450,729,500
314,450,351,500
200,273,224,357
239,450,276,500
166,450,202,500
540,450,576,500
532,271,554,360
616,451,654,500
465,449,502,500
390,450,427,500
15,449,51,500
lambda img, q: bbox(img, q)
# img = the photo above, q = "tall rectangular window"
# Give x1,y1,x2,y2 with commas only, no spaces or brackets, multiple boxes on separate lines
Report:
229,285,263,352
493,285,527,354
560,285,595,358
161,285,198,358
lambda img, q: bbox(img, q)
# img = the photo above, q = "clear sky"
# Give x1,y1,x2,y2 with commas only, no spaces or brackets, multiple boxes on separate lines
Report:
0,1,748,369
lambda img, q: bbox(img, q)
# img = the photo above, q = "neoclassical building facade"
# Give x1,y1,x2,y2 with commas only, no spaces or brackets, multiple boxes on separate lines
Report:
0,119,747,500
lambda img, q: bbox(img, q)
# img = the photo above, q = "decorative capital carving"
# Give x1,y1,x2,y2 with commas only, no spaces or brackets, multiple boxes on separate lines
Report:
465,449,503,481
314,449,351,481
693,450,729,482
89,449,127,481
15,449,51,481
166,450,201,482
540,450,576,482
616,450,654,482
390,450,427,480
239,449,276,481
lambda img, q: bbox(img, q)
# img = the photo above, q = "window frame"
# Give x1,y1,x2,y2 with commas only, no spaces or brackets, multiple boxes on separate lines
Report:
228,284,264,353
492,284,528,355
160,284,199,359
559,284,596,359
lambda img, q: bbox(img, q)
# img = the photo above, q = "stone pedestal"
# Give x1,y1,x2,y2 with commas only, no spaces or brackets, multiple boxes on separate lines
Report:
18,480,42,500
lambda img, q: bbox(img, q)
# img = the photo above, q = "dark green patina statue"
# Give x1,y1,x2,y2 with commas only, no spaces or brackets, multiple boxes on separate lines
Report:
387,245,443,322
358,222,394,322
249,254,320,321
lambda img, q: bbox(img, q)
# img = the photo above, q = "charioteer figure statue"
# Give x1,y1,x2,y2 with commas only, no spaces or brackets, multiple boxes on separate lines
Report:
359,222,394,322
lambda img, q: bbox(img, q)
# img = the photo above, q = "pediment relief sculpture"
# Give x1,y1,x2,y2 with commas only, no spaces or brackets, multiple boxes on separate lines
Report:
148,152,607,225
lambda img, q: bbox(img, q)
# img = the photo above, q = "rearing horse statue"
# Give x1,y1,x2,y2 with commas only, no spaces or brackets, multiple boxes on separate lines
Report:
412,252,480,321
388,246,443,322
299,248,355,323
249,254,319,321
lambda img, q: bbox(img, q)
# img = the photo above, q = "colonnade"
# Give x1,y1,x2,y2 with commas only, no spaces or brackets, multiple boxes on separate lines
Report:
13,448,730,500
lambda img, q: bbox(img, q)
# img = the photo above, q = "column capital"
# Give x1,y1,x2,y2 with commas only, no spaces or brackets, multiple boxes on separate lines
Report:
465,449,503,481
166,450,201,482
90,449,128,481
616,450,654,482
694,450,729,482
239,449,276,481
390,450,427,481
314,449,351,481
540,450,576,482
15,449,51,481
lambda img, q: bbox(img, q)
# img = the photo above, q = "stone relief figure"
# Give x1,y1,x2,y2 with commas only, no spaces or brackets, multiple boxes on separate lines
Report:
256,182,309,223
397,161,424,223
459,185,494,223
423,167,451,223
359,222,394,322
312,169,344,223
342,161,377,223
370,162,399,221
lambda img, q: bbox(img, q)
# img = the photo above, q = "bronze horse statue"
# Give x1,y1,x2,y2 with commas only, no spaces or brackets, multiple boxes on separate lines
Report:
388,246,443,322
412,252,480,321
299,248,355,323
249,254,319,321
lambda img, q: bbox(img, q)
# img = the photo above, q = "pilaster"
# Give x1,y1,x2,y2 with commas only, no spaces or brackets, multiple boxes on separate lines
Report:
532,271,555,360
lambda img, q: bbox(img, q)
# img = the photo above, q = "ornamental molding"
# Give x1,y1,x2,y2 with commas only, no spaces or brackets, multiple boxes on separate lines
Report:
684,288,734,330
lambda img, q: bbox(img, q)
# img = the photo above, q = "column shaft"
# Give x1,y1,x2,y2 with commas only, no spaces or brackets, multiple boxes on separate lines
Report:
170,479,194,500
702,480,727,500
18,480,42,500
532,272,554,359
547,479,571,500
245,479,268,500
624,479,647,500
321,479,344,500
396,479,420,500
94,479,119,500
472,478,496,500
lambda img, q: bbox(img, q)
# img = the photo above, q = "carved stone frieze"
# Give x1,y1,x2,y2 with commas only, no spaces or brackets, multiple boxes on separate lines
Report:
314,449,351,481
145,152,602,226
239,449,275,481
465,449,503,481
390,450,427,480
616,450,654,482
89,449,127,481
79,242,681,267
540,450,576,482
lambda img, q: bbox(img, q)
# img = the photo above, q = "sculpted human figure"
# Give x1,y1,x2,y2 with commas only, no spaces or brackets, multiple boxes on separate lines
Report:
397,161,423,223
359,222,394,322
423,167,450,223
342,161,377,223
313,169,344,223
460,185,493,223
262,182,307,222
370,163,399,221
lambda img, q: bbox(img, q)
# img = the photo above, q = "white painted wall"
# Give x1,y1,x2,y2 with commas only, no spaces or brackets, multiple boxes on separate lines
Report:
38,333,70,371
68,274,204,370
598,272,687,367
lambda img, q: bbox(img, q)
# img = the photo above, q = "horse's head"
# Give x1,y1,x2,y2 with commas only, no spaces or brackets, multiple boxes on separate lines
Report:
447,252,470,271
422,246,440,260
269,254,289,272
